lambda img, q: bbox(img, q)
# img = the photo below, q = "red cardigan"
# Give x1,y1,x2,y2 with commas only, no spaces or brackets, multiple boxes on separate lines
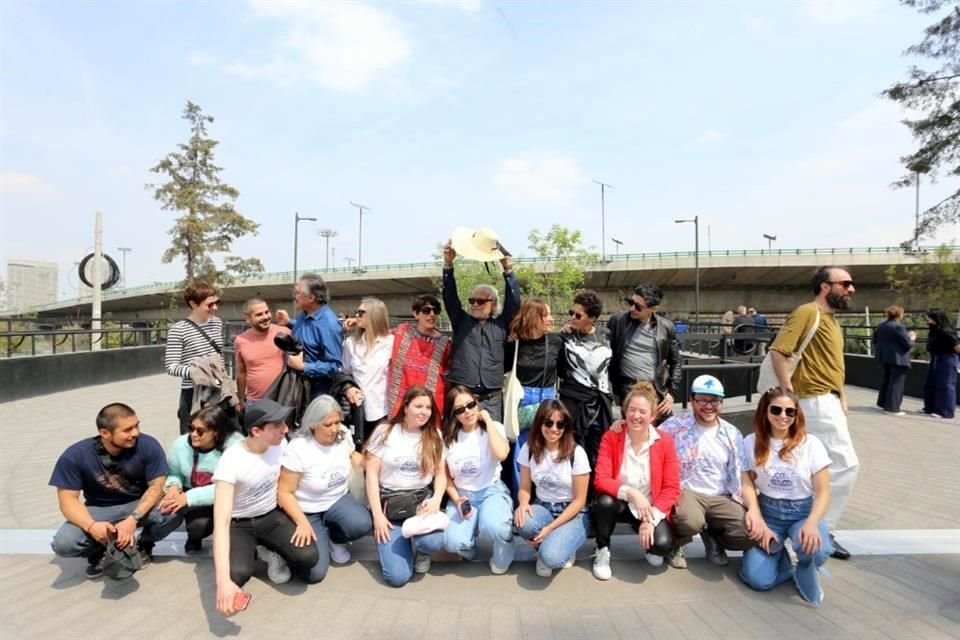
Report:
594,428,682,518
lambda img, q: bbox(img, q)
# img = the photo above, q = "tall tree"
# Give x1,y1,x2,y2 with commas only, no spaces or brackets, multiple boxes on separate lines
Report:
885,243,960,312
147,101,263,285
514,224,598,311
883,0,960,243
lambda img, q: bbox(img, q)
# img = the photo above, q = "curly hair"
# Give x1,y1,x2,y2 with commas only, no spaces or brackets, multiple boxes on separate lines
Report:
572,290,602,319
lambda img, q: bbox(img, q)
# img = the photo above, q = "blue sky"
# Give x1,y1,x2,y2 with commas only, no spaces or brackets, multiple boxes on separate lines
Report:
1,0,957,299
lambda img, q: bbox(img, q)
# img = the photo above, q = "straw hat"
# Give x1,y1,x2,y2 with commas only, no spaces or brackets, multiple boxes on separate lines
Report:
451,227,511,262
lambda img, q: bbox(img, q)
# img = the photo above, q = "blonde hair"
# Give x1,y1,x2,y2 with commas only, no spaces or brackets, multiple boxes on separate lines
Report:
358,297,390,353
623,381,658,413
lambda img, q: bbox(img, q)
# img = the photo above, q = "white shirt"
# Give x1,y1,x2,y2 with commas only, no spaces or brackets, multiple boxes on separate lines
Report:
343,334,394,421
682,424,729,496
518,442,590,503
281,429,354,513
744,433,831,500
616,428,666,524
446,421,506,492
367,423,444,491
213,441,285,519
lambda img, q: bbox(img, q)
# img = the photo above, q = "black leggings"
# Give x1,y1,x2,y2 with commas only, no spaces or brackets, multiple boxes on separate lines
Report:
178,388,194,435
228,509,319,586
184,506,214,541
592,493,674,555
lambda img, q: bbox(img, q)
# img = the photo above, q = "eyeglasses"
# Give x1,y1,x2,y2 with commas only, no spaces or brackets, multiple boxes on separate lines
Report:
568,310,584,320
542,419,567,430
693,396,722,406
468,298,492,306
355,309,366,317
768,405,797,417
418,305,440,315
827,280,855,289
623,298,649,312
205,300,220,309
452,400,478,416
190,426,209,436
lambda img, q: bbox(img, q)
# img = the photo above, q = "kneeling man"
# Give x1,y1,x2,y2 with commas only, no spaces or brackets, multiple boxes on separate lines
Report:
659,376,753,567
50,403,181,578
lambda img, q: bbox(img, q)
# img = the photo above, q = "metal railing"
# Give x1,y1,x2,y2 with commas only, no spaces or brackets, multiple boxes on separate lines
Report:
1,326,168,358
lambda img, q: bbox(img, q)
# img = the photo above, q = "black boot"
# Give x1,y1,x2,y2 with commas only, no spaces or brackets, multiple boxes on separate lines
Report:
829,534,851,560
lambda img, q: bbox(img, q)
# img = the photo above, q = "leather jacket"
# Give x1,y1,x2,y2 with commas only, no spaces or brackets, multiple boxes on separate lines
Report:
607,310,682,402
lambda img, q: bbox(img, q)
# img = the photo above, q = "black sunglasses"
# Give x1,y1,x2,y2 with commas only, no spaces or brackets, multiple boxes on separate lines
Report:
568,310,584,320
542,419,567,430
827,280,855,289
355,309,366,317
453,400,478,416
418,305,441,315
468,298,492,306
769,405,797,417
190,426,209,436
623,298,648,311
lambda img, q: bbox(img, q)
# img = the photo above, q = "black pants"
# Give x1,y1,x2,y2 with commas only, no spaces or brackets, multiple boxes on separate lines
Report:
184,506,214,542
592,494,674,555
178,388,194,435
877,364,908,412
229,509,319,587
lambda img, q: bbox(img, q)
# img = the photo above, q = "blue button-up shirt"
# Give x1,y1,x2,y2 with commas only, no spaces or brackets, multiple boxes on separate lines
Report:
289,304,343,396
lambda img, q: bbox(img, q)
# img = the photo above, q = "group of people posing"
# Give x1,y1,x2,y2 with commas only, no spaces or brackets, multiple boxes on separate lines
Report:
51,234,887,615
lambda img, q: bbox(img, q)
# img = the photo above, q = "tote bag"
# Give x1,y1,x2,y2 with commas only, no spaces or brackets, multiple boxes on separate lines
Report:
756,310,820,393
502,343,523,441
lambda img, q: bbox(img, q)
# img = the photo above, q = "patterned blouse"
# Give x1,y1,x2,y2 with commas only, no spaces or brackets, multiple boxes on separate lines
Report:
658,412,748,503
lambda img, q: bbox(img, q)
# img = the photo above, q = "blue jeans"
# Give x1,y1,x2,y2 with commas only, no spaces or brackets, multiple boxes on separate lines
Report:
51,500,183,558
515,500,590,570
739,495,831,606
304,493,373,583
443,481,515,571
376,488,446,587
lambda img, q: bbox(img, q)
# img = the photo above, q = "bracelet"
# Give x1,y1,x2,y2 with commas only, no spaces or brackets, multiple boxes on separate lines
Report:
84,521,96,533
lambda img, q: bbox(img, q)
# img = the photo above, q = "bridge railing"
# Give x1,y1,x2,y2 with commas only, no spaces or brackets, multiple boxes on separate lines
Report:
1,326,169,358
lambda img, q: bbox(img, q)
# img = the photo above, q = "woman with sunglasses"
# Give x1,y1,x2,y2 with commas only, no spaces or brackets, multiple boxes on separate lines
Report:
440,386,515,573
592,382,680,579
514,399,591,577
160,404,244,554
387,294,452,416
366,386,447,587
740,388,832,606
277,396,372,583
342,297,395,435
505,298,562,432
558,290,613,470
164,281,224,434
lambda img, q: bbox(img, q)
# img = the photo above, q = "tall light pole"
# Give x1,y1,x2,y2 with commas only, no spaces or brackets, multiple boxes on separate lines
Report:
762,233,777,252
350,202,370,272
914,171,921,251
318,229,338,270
593,180,613,263
611,237,623,257
343,256,356,269
675,216,700,327
293,212,317,284
117,247,132,289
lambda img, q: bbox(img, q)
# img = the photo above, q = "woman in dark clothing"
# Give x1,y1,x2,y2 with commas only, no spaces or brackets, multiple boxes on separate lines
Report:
558,290,614,471
505,299,564,432
922,309,959,419
872,305,916,415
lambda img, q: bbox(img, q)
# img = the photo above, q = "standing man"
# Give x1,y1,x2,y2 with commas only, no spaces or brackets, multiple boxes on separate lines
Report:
442,236,521,421
769,265,857,559
234,298,290,413
276,274,343,400
607,283,682,421
49,403,181,578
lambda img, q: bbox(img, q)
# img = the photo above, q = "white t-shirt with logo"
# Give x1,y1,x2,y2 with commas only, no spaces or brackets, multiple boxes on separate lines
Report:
517,442,591,503
281,429,354,513
213,441,285,519
367,423,444,491
744,433,831,500
683,425,730,496
446,421,507,492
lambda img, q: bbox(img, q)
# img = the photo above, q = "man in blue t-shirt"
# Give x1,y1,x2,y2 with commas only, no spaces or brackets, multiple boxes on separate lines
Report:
49,403,181,579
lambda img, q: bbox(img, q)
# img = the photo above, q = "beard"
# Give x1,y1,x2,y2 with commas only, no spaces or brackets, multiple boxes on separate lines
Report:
826,291,851,310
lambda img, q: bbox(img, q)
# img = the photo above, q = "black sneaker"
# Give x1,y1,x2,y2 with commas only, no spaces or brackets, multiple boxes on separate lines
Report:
184,537,203,555
700,531,728,566
137,541,154,567
85,552,105,579
829,534,851,560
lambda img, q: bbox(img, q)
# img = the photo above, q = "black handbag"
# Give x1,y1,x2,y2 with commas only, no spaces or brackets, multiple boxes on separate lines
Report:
381,488,430,521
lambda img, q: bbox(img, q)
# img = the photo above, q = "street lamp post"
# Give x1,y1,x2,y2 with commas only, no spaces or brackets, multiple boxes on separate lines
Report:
293,212,317,284
350,202,370,272
343,256,356,269
611,237,623,257
762,233,777,252
593,180,613,263
675,216,700,327
318,229,338,270
117,247,132,289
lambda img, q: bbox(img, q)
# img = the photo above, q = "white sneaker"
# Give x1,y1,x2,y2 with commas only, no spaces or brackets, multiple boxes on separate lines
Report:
592,547,612,581
413,552,432,574
535,557,553,578
645,552,664,567
257,545,291,584
564,555,575,569
489,557,509,575
329,541,351,564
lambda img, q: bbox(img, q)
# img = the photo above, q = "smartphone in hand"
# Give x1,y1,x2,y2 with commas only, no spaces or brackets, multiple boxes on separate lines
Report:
767,537,783,555
459,499,473,518
233,591,252,612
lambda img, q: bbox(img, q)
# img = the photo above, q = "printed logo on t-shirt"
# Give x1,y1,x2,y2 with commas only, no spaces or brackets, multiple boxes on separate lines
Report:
456,456,482,479
248,474,278,501
327,469,347,490
768,468,795,494
538,472,563,495
397,456,421,476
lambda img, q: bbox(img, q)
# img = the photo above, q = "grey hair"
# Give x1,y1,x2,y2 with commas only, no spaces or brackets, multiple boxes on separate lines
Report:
296,395,344,440
298,273,329,304
472,284,500,316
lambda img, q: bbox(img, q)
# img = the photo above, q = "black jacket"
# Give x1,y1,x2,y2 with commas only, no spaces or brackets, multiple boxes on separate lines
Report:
607,310,682,401
873,320,913,368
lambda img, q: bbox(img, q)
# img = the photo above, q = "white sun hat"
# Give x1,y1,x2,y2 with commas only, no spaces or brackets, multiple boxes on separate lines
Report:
451,227,511,263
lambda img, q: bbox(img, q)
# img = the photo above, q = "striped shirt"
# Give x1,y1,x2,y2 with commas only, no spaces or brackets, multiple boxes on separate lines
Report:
164,317,225,389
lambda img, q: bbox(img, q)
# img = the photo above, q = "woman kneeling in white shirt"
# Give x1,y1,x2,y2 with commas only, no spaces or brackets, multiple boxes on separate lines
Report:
441,386,515,574
514,399,591,578
278,396,372,583
366,386,447,587
740,387,832,606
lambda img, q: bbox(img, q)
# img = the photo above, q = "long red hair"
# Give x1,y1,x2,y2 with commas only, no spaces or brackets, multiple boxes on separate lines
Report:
752,387,807,467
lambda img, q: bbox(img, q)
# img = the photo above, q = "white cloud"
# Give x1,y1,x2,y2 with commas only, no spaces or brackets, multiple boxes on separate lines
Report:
224,0,412,93
800,0,876,24
695,129,731,144
418,0,482,13
491,153,589,205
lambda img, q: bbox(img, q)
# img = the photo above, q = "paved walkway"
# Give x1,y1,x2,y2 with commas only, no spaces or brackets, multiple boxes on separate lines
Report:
0,376,958,639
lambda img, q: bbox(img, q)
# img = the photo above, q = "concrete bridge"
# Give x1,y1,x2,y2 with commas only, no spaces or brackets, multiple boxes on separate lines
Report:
15,245,956,322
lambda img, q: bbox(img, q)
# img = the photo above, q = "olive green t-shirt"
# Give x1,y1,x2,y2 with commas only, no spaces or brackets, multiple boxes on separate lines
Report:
770,302,844,397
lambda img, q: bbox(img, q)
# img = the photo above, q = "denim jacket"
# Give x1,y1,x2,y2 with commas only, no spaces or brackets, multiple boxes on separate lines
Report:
658,412,747,504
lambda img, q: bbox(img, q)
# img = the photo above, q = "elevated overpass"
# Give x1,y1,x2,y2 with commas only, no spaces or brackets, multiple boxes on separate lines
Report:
15,245,956,322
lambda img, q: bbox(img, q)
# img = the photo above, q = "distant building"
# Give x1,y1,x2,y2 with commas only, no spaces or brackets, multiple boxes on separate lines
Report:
6,260,58,311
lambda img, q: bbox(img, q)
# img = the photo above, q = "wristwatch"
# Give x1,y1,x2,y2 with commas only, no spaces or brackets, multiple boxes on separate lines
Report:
130,510,144,524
